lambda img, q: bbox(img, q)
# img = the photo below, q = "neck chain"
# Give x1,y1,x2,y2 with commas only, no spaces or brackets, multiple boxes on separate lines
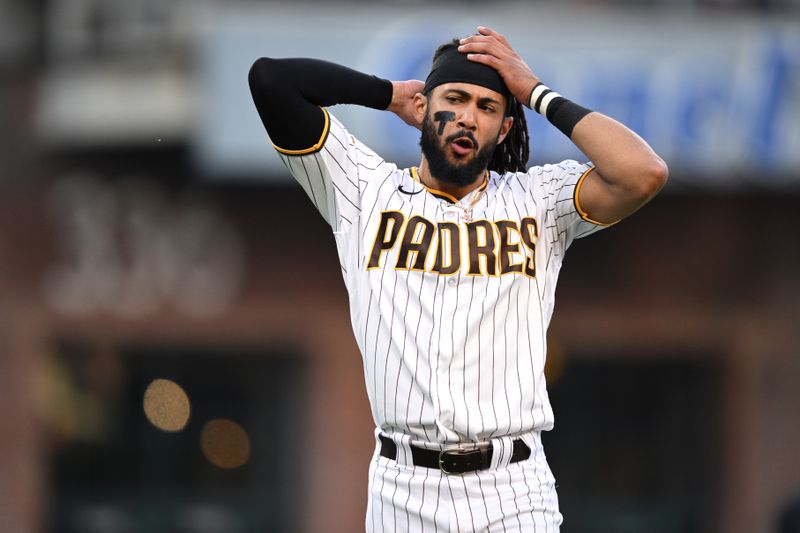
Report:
458,180,487,223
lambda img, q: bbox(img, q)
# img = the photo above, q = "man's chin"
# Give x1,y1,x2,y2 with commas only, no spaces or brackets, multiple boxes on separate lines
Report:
448,154,470,165
444,158,478,174
446,148,476,164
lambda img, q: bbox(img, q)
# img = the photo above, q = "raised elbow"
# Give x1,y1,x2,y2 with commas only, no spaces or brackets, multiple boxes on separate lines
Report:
638,156,669,199
248,57,281,94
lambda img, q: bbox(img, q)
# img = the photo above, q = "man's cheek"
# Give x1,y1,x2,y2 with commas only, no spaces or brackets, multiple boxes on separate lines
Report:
433,111,456,136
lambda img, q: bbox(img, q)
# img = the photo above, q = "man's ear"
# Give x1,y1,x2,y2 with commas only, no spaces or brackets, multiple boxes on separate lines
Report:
496,116,514,145
413,92,427,125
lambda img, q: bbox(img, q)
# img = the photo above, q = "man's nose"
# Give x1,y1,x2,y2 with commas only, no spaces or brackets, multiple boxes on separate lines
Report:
456,106,477,130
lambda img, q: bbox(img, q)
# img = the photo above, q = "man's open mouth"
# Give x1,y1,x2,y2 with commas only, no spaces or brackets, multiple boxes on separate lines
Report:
450,137,475,155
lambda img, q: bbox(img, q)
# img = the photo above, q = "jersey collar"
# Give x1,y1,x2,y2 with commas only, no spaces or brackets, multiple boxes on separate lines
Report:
411,167,489,205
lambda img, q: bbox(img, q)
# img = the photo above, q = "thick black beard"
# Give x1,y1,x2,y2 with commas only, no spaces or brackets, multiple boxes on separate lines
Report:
419,112,497,188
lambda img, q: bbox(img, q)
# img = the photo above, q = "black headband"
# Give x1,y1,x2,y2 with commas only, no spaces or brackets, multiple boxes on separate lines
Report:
423,45,511,100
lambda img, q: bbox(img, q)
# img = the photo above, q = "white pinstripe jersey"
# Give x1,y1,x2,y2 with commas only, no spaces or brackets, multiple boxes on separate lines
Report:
274,109,608,445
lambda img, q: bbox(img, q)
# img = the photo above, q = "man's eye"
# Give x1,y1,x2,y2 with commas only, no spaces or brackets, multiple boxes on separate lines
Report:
446,96,460,103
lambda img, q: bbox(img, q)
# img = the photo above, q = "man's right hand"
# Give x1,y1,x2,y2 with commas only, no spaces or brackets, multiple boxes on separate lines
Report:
388,80,425,130
458,27,539,106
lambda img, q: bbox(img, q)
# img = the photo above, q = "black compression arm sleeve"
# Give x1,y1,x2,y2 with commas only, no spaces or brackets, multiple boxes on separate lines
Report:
248,57,393,151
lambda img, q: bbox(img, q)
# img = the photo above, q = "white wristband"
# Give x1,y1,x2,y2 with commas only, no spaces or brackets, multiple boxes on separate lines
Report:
528,83,563,118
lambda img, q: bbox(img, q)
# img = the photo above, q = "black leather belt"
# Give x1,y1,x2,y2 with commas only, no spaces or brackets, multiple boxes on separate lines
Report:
379,434,531,474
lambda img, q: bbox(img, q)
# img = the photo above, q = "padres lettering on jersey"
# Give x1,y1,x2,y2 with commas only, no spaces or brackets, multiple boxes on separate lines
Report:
273,108,607,445
367,212,538,278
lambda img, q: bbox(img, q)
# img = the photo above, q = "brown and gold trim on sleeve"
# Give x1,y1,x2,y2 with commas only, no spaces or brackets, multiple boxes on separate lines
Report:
573,166,619,227
271,107,331,156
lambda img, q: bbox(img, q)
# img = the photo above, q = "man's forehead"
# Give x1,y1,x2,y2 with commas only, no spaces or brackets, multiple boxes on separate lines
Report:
435,82,506,103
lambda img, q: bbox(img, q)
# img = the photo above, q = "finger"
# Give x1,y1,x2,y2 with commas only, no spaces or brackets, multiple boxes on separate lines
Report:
461,35,511,56
462,33,507,44
477,26,503,40
458,41,506,60
477,26,511,48
460,34,506,50
460,34,493,44
465,53,500,69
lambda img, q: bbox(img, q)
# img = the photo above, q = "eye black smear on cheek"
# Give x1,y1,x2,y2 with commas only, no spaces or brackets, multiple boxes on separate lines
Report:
433,111,455,136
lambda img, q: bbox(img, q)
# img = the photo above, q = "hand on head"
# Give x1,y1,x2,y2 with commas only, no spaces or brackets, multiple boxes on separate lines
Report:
457,26,540,105
388,79,425,129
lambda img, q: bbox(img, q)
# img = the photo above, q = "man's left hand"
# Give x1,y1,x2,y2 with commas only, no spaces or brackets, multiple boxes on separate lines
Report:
388,80,425,129
458,27,540,106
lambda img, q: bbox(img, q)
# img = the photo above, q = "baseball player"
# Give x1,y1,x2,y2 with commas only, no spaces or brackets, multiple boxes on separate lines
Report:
248,27,667,532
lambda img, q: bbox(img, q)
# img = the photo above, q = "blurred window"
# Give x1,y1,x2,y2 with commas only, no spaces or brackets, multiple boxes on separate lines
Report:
46,342,308,533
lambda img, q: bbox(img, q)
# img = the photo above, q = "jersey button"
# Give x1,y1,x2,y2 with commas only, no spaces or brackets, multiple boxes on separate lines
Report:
447,278,457,287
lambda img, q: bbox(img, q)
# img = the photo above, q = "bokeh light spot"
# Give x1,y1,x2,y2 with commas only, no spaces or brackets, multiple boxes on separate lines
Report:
143,378,191,432
200,419,251,469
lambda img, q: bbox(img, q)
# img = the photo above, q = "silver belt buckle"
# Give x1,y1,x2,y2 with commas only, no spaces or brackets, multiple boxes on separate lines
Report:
438,447,473,475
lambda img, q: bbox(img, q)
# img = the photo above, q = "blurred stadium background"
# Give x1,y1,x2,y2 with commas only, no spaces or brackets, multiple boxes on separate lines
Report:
0,0,798,532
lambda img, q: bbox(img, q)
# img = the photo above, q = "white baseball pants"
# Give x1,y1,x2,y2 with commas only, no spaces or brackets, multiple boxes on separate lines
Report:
366,430,562,532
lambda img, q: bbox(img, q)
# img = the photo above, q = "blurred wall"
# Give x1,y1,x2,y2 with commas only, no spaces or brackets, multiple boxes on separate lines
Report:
0,1,798,532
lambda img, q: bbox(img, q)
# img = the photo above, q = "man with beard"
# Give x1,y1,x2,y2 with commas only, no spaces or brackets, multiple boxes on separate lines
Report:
248,27,667,532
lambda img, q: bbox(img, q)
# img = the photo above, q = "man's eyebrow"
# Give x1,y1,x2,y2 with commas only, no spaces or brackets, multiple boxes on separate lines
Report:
444,89,501,107
444,89,470,99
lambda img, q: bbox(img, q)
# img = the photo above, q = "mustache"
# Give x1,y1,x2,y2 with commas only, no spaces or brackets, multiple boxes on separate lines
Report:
445,130,479,150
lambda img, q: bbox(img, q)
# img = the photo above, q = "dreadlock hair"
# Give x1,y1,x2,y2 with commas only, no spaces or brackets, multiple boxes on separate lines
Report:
426,39,530,174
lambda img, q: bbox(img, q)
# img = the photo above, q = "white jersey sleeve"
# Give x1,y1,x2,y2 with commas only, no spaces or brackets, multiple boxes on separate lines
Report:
273,108,391,232
532,159,613,249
